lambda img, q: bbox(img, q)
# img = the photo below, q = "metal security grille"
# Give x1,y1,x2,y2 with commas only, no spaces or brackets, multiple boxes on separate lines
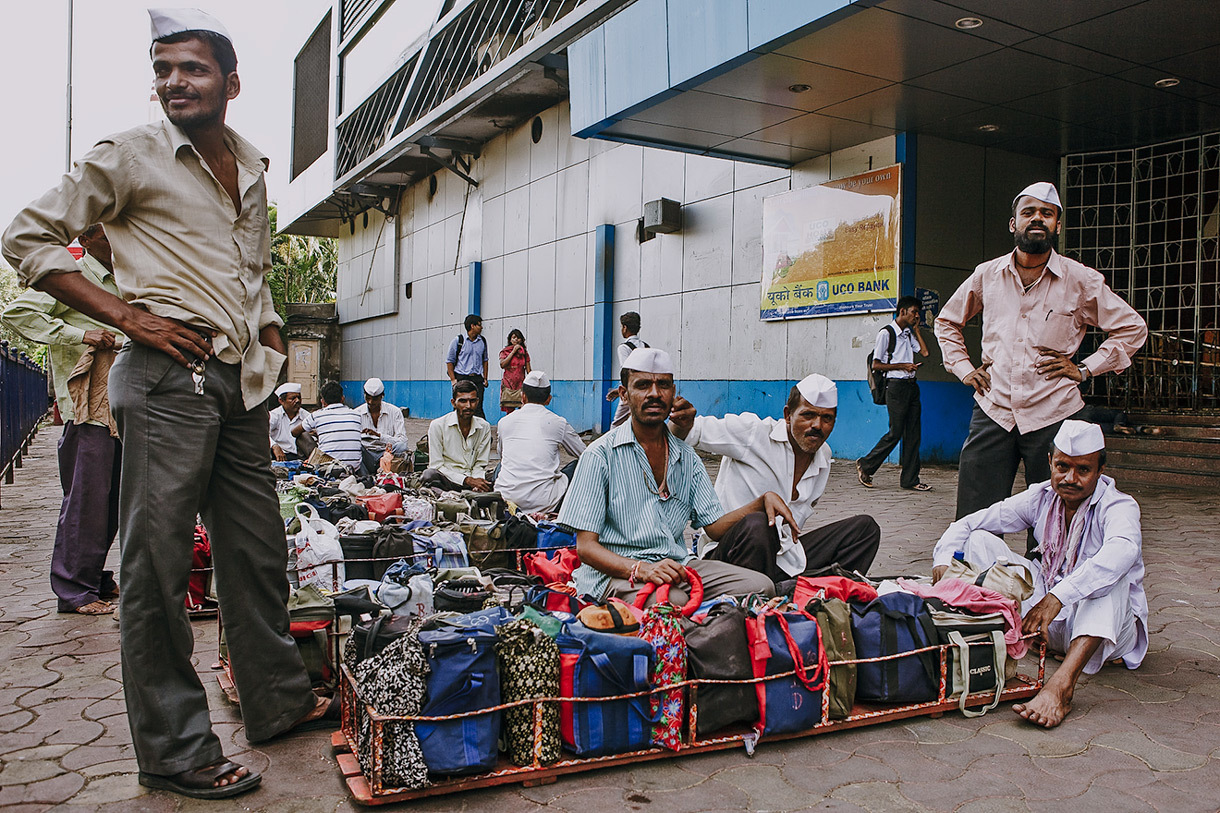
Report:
340,0,379,41
334,0,585,181
292,14,332,181
1065,134,1220,414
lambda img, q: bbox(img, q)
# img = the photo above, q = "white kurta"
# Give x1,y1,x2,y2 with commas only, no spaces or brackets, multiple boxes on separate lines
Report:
354,401,409,454
933,475,1148,673
496,403,586,513
684,413,832,575
268,406,302,454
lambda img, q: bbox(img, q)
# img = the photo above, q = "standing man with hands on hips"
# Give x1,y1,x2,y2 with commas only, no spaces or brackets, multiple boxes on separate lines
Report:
934,182,1147,528
2,8,334,800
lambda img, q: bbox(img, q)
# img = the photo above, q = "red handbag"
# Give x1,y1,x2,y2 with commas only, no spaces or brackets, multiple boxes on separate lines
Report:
524,548,581,584
357,492,403,523
793,575,878,607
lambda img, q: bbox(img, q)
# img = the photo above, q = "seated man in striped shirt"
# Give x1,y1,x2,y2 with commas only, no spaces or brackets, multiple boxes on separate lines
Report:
558,348,788,605
294,380,362,471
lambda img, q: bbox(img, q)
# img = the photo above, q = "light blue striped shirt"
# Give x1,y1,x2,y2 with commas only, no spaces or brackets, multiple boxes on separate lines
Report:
558,421,723,599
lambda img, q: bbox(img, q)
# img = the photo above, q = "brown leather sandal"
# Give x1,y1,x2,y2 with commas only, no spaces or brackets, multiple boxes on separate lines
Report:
138,759,261,799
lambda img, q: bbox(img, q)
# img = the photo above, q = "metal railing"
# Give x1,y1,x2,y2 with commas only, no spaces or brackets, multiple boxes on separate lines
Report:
1082,328,1220,414
0,341,50,501
335,0,585,180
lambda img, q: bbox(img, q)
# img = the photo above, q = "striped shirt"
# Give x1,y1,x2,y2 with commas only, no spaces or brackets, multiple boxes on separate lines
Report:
558,421,723,599
301,404,362,469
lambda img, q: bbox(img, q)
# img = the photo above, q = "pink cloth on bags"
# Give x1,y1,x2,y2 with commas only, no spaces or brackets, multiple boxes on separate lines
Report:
897,578,1028,659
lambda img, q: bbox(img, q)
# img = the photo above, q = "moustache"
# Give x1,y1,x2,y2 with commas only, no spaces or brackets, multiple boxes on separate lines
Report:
642,399,666,409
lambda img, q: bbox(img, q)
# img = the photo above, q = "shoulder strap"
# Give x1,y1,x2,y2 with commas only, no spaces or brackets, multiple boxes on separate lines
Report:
883,324,897,363
455,333,464,356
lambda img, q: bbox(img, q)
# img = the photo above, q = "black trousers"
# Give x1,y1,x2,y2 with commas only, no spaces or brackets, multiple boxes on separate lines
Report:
455,372,486,419
706,512,881,585
858,378,922,488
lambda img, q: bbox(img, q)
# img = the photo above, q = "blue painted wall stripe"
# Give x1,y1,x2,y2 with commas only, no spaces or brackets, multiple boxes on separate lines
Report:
467,261,482,316
593,224,616,432
342,377,974,464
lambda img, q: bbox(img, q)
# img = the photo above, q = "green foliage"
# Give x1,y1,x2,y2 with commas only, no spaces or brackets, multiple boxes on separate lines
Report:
267,205,338,315
0,258,47,366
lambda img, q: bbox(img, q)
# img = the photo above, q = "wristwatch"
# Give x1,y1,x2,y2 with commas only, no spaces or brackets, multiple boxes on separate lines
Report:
1077,364,1090,382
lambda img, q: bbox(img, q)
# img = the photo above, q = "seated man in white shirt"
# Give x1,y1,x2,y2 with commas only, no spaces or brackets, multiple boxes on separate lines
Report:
294,380,362,471
421,380,493,492
669,374,881,590
268,382,314,460
931,420,1147,729
495,371,585,513
353,377,409,475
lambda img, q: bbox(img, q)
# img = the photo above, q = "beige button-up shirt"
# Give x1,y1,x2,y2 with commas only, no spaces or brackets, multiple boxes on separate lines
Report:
2,121,284,409
935,250,1147,434
427,411,491,486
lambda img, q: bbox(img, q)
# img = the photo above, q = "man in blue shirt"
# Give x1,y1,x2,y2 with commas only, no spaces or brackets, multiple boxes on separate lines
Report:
559,347,790,604
445,314,489,418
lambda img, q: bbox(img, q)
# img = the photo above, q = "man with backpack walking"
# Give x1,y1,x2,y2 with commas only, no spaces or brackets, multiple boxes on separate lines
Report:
858,295,931,491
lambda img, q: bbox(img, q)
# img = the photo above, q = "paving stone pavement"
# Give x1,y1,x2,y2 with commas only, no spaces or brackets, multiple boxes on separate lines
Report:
1,421,1218,812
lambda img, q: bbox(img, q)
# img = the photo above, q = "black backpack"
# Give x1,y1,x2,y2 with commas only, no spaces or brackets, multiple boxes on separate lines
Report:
866,324,897,406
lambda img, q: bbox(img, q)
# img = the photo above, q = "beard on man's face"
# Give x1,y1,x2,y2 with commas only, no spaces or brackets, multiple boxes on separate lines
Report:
1014,224,1055,255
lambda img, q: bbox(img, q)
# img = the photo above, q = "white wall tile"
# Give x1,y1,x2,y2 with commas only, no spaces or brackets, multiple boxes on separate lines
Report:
481,193,504,261
427,222,447,278
503,185,530,255
614,223,641,302
681,193,734,291
527,242,557,313
685,154,735,203
638,293,683,370
735,160,789,190
479,134,506,199
444,269,462,327
827,135,896,181
427,327,445,380
552,307,586,380
732,177,789,286
588,144,644,227
680,287,731,380
728,283,788,380
505,121,532,192
425,274,444,330
528,172,558,246
582,306,596,380
410,223,428,281
785,316,831,379
502,250,528,318
480,256,504,320
554,234,588,309
530,106,560,182
557,101,589,169
791,155,830,190
639,229,684,298
556,165,589,240
524,310,556,375
818,314,880,380
642,147,686,206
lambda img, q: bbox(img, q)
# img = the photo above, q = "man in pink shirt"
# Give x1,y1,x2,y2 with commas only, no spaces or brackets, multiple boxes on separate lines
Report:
934,182,1146,531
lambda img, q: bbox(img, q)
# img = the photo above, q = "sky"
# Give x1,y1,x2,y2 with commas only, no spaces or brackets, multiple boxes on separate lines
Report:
0,0,333,232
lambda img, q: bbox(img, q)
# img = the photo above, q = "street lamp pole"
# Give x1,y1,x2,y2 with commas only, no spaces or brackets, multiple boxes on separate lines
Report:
65,0,73,172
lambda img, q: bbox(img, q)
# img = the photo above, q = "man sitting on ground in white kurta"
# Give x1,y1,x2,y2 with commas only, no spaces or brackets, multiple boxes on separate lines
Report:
931,419,1148,728
668,373,881,591
495,370,585,513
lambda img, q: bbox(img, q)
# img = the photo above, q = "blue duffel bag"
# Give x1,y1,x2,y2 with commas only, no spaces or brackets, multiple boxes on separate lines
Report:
747,608,827,735
417,606,513,774
851,592,939,704
535,521,576,553
556,622,657,756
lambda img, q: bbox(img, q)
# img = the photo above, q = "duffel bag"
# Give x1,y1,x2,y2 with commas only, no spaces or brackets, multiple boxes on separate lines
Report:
339,532,378,581
501,513,538,551
805,596,856,719
536,521,576,551
358,492,403,523
411,526,470,569
346,613,424,672
523,548,580,584
794,575,878,606
375,560,433,618
556,623,657,757
747,608,827,735
432,577,493,613
928,600,1010,717
287,583,337,688
497,618,561,766
371,519,430,579
526,583,591,615
460,517,513,571
684,603,758,737
416,607,511,775
483,568,541,612
851,592,939,704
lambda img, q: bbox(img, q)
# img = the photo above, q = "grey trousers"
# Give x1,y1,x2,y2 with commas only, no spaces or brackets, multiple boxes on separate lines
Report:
52,421,120,611
955,404,1074,520
109,343,315,775
858,378,922,489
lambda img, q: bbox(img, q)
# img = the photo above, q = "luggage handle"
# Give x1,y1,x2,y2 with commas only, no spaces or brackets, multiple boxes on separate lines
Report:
633,567,704,616
951,630,1006,717
587,652,662,723
772,611,828,693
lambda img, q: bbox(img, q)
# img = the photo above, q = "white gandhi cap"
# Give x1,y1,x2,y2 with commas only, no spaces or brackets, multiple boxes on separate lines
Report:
1013,182,1062,213
275,382,301,397
363,377,384,396
523,370,550,388
1053,420,1105,456
796,373,837,409
149,8,232,42
622,347,674,375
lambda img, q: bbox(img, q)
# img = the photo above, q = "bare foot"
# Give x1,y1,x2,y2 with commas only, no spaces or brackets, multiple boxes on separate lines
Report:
1013,682,1073,728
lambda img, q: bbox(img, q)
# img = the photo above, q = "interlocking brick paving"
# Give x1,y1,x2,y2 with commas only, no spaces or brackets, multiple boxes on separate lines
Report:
0,418,1216,812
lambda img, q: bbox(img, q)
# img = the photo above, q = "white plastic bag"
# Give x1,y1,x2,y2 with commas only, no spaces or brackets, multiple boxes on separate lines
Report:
295,503,346,591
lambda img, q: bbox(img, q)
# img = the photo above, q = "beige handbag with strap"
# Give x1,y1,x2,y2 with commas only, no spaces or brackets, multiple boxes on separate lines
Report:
944,557,1034,603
